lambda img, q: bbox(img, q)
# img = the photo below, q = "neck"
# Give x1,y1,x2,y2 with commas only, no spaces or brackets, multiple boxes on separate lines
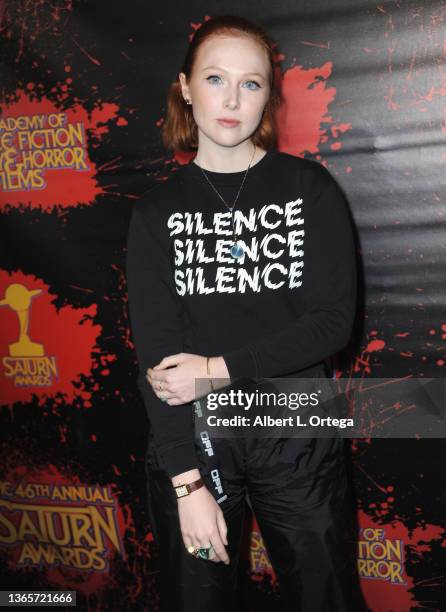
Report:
193,141,259,173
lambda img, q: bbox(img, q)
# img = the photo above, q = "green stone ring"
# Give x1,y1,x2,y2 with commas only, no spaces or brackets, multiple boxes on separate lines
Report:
187,545,214,560
196,546,214,560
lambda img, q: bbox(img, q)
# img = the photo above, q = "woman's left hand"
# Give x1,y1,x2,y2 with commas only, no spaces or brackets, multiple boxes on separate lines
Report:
146,353,211,405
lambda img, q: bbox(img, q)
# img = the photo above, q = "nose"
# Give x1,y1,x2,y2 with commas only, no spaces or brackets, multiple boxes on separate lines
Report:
224,84,240,110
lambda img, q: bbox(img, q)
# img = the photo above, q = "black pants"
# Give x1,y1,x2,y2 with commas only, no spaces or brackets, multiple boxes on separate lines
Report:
145,387,360,612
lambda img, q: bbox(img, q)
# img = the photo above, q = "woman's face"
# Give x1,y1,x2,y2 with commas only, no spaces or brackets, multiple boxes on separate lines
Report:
179,35,271,149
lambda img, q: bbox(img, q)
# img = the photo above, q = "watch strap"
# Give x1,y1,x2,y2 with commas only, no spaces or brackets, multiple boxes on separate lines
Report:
174,477,204,498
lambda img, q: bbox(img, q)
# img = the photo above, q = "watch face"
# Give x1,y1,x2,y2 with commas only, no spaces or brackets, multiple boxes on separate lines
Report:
176,485,188,497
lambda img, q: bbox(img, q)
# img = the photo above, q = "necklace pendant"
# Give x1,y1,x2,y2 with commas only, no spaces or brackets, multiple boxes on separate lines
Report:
230,242,244,259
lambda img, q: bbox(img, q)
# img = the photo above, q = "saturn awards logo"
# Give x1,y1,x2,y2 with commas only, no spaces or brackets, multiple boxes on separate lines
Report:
1,283,58,387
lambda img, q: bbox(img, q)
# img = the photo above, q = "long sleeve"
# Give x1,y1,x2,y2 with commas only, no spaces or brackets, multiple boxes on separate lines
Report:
221,169,357,379
125,196,199,478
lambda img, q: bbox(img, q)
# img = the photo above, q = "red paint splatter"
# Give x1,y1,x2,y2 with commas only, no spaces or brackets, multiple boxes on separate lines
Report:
276,62,352,157
366,339,386,353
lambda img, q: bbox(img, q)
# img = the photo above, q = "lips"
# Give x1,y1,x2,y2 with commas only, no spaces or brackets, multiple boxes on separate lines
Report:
217,118,240,127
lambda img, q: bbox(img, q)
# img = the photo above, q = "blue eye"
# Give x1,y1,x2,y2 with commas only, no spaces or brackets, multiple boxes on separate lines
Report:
206,75,222,85
245,80,261,90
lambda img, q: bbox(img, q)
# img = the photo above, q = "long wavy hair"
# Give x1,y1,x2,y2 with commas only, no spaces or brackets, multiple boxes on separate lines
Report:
161,15,283,153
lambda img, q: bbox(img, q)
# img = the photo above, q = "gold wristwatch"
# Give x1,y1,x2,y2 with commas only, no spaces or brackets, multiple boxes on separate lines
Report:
173,477,204,499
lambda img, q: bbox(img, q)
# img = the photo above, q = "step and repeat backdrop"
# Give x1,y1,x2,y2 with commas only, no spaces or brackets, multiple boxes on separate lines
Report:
1,1,445,610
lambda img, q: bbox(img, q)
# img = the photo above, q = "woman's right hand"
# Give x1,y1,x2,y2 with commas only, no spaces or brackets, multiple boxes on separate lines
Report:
177,486,230,564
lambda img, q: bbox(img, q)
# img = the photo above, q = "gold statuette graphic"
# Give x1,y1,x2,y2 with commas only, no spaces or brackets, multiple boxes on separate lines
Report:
0,283,44,356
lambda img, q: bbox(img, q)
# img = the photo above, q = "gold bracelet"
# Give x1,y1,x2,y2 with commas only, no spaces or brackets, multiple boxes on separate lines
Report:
206,357,215,391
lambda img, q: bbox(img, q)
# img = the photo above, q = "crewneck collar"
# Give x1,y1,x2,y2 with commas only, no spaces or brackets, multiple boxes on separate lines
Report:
182,146,278,186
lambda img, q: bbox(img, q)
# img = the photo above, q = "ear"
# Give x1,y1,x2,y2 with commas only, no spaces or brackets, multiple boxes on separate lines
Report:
178,72,190,102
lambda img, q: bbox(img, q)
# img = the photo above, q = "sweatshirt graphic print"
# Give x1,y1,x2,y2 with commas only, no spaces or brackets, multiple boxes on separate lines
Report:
125,147,357,478
168,197,304,297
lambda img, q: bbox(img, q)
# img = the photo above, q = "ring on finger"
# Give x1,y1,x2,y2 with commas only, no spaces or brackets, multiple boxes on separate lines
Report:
187,545,214,560
158,382,166,401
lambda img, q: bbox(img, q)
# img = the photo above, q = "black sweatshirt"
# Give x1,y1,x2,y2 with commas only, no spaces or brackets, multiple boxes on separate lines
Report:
125,146,357,478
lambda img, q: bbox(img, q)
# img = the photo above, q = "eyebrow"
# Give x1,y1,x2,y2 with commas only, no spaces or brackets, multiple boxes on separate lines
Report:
201,65,266,79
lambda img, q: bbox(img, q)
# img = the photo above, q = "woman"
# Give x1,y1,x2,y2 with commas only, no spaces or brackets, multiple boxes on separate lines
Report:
126,14,358,612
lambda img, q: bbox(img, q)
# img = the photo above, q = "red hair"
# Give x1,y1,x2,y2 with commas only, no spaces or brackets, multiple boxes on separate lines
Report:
161,15,283,152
